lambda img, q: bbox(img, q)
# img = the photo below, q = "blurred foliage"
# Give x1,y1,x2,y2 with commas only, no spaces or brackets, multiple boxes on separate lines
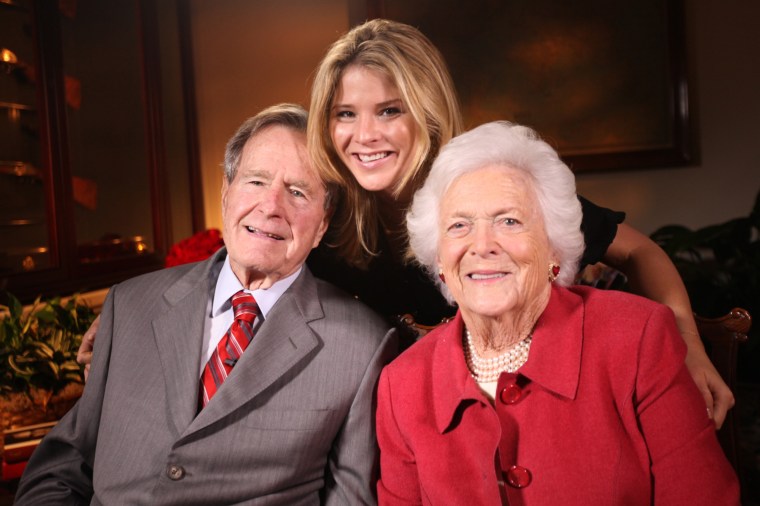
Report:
651,188,759,381
0,293,96,404
650,189,759,318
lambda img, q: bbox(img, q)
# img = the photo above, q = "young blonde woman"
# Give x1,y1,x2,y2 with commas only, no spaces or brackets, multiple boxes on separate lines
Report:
305,18,733,427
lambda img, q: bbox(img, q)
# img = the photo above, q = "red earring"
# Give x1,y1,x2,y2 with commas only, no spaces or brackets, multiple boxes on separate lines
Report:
549,263,560,282
438,269,445,283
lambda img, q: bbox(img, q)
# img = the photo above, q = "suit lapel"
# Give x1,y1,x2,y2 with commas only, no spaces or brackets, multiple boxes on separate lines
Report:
184,267,325,438
152,250,224,435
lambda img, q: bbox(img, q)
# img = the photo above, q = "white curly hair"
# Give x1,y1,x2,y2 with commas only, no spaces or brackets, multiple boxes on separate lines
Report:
406,121,585,304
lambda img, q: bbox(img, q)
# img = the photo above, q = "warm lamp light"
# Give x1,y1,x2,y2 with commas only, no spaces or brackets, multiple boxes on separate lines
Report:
1,48,18,64
1,48,18,74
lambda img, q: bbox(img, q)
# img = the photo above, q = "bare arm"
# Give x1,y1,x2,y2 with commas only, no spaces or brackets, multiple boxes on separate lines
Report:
602,223,734,428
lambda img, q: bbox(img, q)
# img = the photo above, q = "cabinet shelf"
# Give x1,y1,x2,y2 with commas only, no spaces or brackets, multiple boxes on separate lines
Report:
2,246,47,255
0,101,35,111
0,219,42,226
0,0,29,12
0,161,40,178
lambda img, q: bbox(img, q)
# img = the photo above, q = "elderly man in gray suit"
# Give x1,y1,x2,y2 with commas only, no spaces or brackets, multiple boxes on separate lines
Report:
15,104,397,505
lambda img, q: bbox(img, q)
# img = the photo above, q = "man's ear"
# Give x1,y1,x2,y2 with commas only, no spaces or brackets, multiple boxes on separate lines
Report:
312,189,336,248
221,177,229,205
312,208,331,249
219,177,232,229
324,201,337,226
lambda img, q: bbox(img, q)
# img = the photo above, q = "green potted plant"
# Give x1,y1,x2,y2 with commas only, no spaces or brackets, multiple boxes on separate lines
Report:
0,293,97,430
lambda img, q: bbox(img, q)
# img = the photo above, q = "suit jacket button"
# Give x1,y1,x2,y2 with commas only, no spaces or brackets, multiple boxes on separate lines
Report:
504,465,532,488
167,464,185,480
499,383,522,404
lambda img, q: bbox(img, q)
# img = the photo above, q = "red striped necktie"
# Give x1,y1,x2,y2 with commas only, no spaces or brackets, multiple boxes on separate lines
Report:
199,290,259,408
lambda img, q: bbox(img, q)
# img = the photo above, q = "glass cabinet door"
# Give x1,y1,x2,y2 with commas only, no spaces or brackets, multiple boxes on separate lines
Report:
59,0,155,265
0,0,191,302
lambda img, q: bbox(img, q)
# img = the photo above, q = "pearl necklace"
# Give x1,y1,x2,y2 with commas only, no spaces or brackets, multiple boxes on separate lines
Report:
464,328,532,383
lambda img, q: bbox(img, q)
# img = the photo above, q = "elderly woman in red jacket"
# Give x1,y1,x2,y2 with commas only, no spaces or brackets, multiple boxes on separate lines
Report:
376,121,739,505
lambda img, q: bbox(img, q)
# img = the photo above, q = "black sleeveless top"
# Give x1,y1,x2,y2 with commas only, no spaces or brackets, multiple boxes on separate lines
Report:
306,195,624,327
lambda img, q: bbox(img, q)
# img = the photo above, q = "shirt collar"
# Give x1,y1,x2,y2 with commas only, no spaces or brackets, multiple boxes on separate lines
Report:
213,255,302,318
431,285,583,433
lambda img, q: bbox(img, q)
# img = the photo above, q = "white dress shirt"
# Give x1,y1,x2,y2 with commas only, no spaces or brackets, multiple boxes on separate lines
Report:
199,256,301,375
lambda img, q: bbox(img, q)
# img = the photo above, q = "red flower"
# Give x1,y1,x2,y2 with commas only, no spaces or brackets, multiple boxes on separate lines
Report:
165,229,224,268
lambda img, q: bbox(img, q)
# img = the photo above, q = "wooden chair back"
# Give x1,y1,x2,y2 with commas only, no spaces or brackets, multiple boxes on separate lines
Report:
695,307,752,471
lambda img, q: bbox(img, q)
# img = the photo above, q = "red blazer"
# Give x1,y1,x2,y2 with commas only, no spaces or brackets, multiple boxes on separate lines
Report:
377,285,739,505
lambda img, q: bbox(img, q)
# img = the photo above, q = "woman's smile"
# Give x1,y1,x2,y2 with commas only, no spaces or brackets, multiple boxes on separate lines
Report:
467,271,508,281
355,151,392,163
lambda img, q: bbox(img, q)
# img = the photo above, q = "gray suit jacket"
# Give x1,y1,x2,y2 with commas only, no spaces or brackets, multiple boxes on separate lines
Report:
15,249,397,505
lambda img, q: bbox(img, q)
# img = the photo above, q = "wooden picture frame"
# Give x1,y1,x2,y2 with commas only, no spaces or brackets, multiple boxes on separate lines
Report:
351,0,691,172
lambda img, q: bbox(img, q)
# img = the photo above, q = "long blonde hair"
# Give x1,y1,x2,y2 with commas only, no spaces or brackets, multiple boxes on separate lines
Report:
308,19,462,268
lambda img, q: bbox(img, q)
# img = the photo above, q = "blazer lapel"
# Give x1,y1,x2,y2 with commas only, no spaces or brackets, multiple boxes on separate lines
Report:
184,267,325,438
153,250,224,435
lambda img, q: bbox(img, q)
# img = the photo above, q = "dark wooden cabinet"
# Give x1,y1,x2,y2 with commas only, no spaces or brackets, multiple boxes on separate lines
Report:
0,0,199,302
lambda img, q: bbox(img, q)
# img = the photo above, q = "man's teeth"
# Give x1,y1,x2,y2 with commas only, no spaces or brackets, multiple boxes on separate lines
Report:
470,273,505,280
358,152,389,162
246,227,283,240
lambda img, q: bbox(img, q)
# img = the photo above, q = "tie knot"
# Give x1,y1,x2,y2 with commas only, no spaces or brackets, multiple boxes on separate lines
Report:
231,291,258,324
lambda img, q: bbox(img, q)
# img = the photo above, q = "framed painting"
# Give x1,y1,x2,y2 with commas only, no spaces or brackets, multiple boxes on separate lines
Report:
351,0,692,172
